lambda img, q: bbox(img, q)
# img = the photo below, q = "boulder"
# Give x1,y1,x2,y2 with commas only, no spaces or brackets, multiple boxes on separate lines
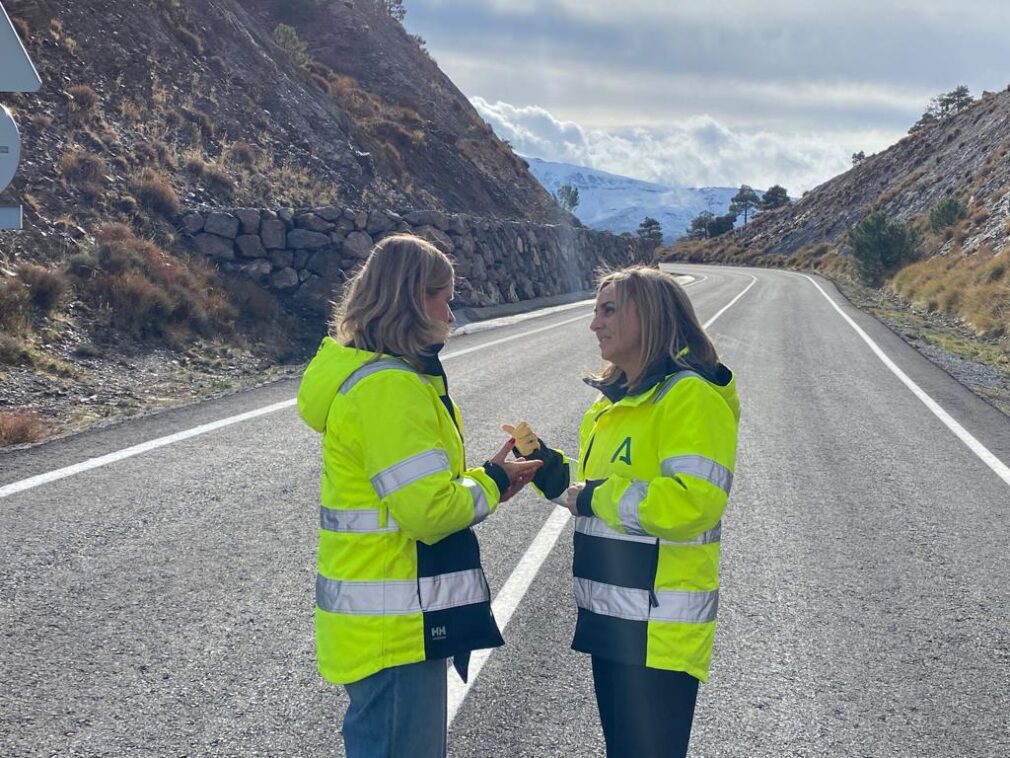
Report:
195,233,235,260
181,213,205,234
204,212,240,239
403,210,449,230
236,234,267,259
235,208,261,235
286,229,331,250
271,267,300,290
261,219,287,250
343,230,373,258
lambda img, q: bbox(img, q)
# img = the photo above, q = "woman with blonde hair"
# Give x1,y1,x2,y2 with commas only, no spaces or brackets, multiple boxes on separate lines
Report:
298,234,540,757
505,265,740,757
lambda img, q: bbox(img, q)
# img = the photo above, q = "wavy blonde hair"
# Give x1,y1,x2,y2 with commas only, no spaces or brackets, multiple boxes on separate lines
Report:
592,265,719,386
331,234,454,364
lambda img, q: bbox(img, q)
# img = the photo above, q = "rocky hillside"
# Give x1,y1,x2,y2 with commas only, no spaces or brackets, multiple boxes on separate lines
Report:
0,0,561,257
0,0,597,447
664,86,1009,416
701,87,1010,257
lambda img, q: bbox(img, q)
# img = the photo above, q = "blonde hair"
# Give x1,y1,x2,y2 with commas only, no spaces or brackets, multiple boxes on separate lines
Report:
593,265,719,386
331,234,454,364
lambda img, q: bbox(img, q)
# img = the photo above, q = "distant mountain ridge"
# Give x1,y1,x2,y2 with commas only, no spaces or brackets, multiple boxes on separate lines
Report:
525,157,739,241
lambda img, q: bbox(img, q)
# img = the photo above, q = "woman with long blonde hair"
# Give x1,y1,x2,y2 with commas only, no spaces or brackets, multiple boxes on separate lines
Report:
506,265,740,757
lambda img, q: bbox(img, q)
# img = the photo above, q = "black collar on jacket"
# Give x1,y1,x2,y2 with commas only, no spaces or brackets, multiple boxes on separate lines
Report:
585,355,731,403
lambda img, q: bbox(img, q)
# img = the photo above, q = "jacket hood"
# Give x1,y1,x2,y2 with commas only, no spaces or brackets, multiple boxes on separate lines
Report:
297,337,375,433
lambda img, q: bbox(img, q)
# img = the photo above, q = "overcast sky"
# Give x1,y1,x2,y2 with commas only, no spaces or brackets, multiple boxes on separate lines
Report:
402,0,1008,192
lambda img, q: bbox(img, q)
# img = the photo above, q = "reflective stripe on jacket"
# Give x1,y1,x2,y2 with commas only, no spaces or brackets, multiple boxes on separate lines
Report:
297,337,504,684
571,365,740,682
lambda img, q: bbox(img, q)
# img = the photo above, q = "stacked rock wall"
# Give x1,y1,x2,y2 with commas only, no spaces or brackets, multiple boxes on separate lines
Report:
181,206,649,315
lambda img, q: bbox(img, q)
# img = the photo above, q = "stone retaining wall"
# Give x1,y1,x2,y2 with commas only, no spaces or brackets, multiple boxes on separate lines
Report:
180,206,649,315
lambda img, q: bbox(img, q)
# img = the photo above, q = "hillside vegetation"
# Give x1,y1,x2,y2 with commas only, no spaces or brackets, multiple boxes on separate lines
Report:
666,87,1010,365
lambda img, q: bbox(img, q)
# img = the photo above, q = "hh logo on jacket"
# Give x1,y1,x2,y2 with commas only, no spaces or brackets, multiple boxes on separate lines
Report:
431,625,447,641
610,437,632,465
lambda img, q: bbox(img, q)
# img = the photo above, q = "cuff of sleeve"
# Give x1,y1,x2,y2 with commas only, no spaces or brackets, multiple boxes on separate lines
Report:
482,461,509,497
576,479,604,516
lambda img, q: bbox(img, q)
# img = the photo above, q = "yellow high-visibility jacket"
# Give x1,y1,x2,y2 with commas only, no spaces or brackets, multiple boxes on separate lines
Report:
297,337,504,684
535,358,740,682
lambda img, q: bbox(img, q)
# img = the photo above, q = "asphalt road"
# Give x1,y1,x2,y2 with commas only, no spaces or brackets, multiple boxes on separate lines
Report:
1,264,1008,757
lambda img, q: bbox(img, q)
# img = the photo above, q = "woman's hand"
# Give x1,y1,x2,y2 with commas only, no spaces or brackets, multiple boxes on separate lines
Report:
501,422,540,457
564,482,586,516
489,437,542,502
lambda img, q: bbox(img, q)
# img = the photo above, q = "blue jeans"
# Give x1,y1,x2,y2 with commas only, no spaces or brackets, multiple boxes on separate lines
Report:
342,658,447,758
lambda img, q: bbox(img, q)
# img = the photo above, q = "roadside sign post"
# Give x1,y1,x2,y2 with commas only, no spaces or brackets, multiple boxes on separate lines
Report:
0,1,42,230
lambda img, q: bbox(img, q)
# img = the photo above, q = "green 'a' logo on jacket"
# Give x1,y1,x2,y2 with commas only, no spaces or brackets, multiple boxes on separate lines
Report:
610,437,632,465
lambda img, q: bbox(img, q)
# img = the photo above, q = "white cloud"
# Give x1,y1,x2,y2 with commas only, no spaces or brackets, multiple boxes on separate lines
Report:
471,96,891,193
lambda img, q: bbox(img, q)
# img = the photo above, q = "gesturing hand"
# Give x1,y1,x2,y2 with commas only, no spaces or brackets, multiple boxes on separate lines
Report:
489,436,542,502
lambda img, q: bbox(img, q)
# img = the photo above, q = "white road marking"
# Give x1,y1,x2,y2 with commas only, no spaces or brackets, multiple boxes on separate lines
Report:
0,312,594,500
0,400,297,499
445,275,756,726
446,507,571,725
803,274,1010,487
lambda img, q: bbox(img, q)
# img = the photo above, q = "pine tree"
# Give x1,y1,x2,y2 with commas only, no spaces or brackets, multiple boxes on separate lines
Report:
731,185,760,224
761,185,790,209
637,217,663,250
554,184,580,212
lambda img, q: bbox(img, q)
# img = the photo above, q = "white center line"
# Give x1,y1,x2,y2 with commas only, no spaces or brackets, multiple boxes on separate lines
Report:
446,274,756,726
803,274,1010,487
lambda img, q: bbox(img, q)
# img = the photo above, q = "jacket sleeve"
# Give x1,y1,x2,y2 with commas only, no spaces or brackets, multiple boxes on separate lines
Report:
355,371,501,545
579,378,737,543
521,441,571,500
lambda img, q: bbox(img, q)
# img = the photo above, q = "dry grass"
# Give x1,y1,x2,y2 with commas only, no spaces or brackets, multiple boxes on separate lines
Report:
227,141,257,167
67,84,100,120
0,277,31,333
131,170,181,216
203,163,235,199
59,151,107,185
890,248,1010,337
16,264,68,314
0,410,49,447
11,16,29,42
77,225,237,345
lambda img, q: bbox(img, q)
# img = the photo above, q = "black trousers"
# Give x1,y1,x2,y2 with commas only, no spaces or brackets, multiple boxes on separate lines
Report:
591,655,700,758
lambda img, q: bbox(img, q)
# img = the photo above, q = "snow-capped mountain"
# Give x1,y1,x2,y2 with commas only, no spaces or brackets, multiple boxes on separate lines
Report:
525,157,741,241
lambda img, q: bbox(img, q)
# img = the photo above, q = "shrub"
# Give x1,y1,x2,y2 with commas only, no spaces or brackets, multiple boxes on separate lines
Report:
67,84,99,117
59,151,107,184
273,24,309,67
848,212,922,286
0,410,48,447
92,271,174,338
181,107,214,139
928,195,967,231
0,277,31,331
131,171,180,216
184,154,208,176
222,275,279,323
12,17,30,42
82,226,236,342
16,264,68,313
227,141,257,167
0,333,33,366
203,164,235,199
